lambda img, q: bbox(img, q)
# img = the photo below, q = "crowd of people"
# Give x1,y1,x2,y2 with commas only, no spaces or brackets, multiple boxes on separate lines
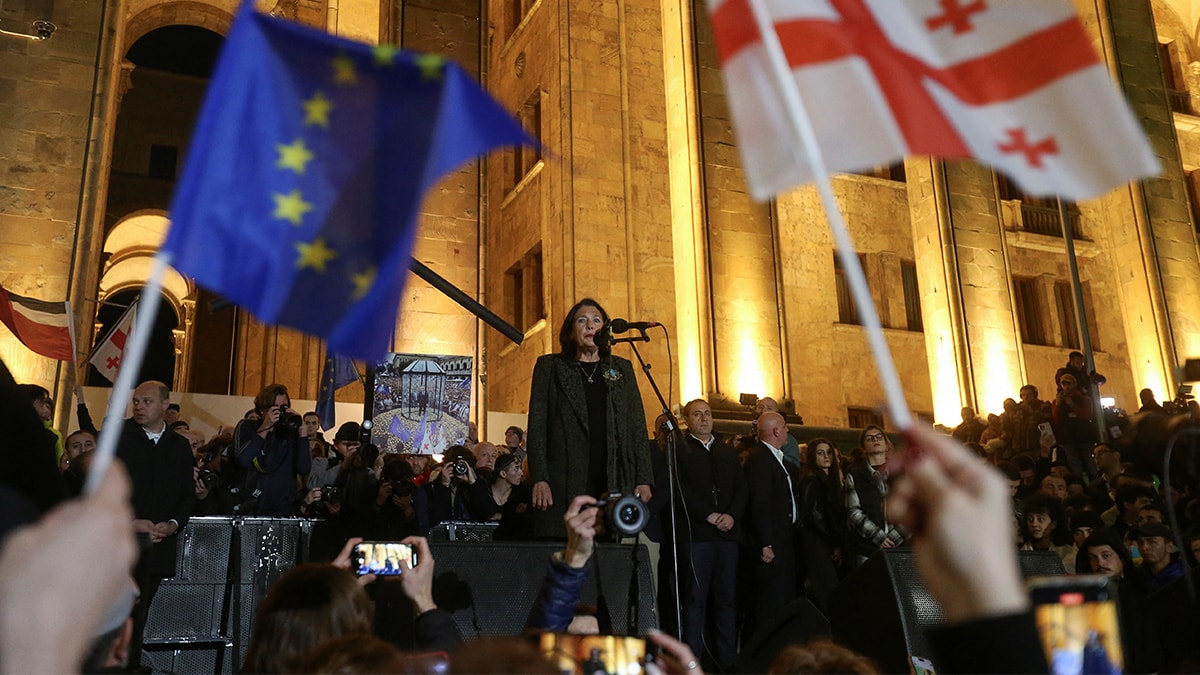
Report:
4,305,1200,672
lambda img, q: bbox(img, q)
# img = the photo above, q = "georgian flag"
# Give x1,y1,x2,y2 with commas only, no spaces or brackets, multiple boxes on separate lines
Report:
0,284,73,361
88,300,137,383
708,0,1159,201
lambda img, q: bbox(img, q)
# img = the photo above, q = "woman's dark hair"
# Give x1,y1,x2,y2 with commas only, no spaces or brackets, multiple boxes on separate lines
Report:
242,564,373,673
802,437,842,488
1022,494,1071,546
15,383,49,403
557,297,611,358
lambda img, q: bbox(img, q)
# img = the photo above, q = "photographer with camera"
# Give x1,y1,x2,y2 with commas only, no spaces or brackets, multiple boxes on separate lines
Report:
425,445,478,528
360,459,429,540
234,384,312,517
192,433,242,516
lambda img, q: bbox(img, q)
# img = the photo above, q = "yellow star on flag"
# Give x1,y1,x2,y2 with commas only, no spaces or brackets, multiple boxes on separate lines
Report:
351,266,377,300
332,53,358,85
303,91,333,128
276,138,314,175
415,53,445,81
373,44,399,67
296,238,337,273
272,189,314,226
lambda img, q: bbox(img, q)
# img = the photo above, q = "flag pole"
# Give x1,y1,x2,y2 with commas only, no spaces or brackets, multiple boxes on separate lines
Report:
84,253,171,494
1057,197,1107,442
745,0,912,430
64,299,86,420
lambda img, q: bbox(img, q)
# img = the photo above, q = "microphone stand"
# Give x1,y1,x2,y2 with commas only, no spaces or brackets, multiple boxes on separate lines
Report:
614,331,684,639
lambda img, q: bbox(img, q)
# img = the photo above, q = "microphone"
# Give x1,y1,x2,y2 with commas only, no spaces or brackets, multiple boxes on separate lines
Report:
608,318,661,334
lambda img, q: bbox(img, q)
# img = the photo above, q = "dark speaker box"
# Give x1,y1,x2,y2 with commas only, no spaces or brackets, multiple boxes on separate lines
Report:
829,549,1063,674
374,541,658,644
145,517,316,671
143,640,234,675
428,520,499,541
735,596,831,673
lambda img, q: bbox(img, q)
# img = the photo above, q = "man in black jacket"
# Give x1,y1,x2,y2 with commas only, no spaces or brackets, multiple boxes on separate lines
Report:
675,398,747,671
116,380,195,665
744,411,800,632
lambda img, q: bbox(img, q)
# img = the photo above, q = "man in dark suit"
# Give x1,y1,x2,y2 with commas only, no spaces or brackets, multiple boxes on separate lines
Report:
116,380,195,665
744,411,800,631
675,398,747,671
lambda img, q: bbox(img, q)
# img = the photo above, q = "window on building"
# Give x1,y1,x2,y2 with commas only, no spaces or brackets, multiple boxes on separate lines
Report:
509,90,543,189
997,174,1082,239
1054,281,1080,350
847,407,884,430
504,243,545,332
1012,276,1049,346
851,162,906,182
901,260,923,332
1185,170,1200,235
834,252,864,325
504,0,535,40
148,144,178,181
1160,41,1190,114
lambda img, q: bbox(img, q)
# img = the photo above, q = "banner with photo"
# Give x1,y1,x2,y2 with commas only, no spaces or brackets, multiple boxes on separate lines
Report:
371,353,472,455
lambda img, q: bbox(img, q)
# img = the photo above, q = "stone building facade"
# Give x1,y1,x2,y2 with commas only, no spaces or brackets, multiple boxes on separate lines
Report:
3,0,1200,435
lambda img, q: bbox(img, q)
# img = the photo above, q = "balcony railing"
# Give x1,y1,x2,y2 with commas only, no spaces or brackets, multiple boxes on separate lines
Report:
1018,203,1084,239
1167,89,1192,115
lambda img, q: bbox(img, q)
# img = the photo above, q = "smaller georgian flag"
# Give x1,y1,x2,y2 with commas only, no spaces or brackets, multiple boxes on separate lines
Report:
708,0,1159,201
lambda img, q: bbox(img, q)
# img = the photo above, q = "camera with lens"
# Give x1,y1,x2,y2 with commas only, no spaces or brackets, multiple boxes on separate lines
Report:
390,480,414,498
321,485,341,502
197,465,220,488
275,409,303,439
452,459,470,477
593,490,648,537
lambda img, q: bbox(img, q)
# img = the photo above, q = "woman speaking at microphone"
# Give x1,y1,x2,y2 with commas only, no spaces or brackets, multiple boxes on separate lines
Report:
526,298,654,539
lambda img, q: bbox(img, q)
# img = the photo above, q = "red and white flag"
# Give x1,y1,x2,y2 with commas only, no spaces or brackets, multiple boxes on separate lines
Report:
0,284,73,361
88,300,138,383
709,0,1159,201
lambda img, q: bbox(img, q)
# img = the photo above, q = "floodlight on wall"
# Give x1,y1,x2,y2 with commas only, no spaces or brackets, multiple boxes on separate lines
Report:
0,0,56,41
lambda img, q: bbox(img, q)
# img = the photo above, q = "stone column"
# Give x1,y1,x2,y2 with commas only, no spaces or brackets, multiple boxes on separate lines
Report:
1094,0,1200,394
909,159,1025,422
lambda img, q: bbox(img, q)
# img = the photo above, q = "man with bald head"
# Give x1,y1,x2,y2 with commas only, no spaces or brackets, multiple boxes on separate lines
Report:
754,397,802,468
744,411,801,633
116,380,195,666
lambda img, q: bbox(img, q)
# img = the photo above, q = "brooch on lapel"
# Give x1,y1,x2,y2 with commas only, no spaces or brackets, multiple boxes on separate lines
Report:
602,368,621,382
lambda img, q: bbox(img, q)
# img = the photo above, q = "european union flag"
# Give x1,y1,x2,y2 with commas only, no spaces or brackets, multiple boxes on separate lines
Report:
162,2,536,360
316,352,359,431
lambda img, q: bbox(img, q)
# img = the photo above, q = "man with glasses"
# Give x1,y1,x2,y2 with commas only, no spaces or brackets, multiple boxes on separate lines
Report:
844,425,905,569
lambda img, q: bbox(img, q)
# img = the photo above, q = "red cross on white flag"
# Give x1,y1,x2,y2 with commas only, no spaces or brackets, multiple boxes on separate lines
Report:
88,299,138,383
709,0,1159,201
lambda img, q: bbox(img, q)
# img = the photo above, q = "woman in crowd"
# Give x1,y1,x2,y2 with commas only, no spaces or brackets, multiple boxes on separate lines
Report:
1020,494,1076,571
844,425,904,568
526,298,653,539
797,437,845,612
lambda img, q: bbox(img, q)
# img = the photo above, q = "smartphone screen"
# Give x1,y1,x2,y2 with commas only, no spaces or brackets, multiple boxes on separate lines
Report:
351,541,416,576
1028,575,1123,675
538,633,647,675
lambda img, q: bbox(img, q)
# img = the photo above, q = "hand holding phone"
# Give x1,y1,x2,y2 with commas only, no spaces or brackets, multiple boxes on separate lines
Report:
1028,575,1123,675
350,541,416,577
